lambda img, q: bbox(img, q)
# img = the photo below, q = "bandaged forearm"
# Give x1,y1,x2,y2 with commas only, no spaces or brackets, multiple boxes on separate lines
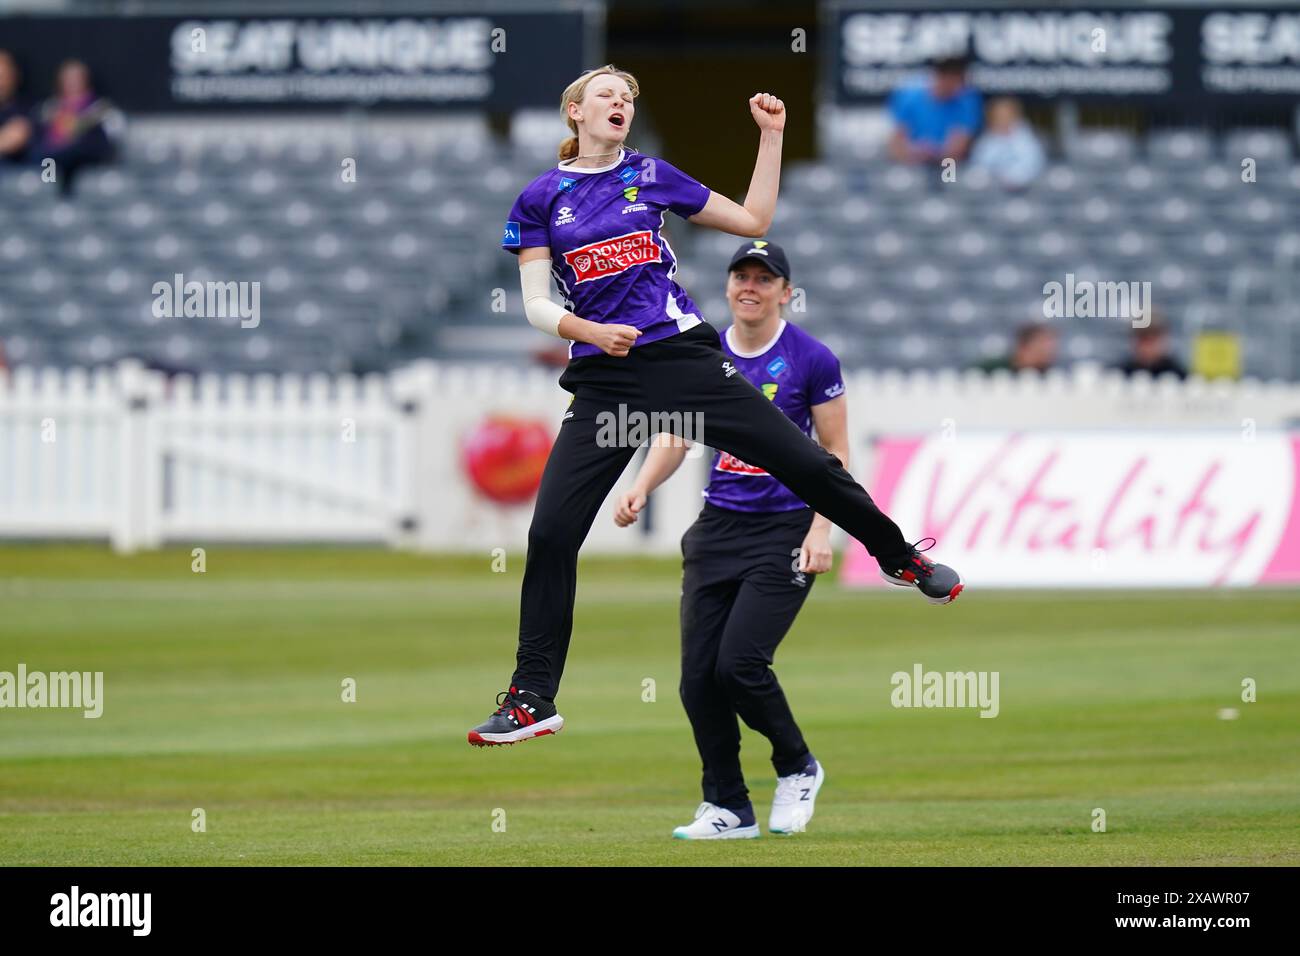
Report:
520,258,569,338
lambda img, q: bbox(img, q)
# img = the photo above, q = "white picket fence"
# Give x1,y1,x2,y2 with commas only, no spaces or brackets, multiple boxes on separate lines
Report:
0,362,418,551
3,359,1300,554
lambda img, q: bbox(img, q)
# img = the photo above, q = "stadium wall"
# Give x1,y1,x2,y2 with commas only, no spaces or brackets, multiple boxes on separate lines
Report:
3,360,1299,585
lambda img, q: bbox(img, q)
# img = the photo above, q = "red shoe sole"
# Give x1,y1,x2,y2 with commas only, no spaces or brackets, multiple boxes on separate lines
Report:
467,727,558,748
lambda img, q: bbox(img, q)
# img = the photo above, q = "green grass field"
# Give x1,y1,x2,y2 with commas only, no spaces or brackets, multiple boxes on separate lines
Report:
0,545,1297,866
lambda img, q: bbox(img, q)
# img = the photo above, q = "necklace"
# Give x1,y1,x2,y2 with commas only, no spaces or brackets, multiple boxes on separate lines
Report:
564,145,631,167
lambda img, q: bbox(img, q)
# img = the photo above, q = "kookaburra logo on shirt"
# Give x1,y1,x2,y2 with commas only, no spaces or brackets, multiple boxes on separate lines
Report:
620,186,647,214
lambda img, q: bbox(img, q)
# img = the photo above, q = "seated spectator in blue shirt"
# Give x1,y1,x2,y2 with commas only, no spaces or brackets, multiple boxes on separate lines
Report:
0,50,34,165
888,56,981,165
970,97,1045,189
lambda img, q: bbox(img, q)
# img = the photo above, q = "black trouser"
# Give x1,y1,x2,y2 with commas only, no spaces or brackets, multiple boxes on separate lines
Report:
680,503,816,810
511,321,909,699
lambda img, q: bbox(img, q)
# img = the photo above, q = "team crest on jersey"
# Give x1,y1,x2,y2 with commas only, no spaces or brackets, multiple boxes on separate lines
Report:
557,177,577,193
716,451,770,476
761,383,779,400
766,356,787,377
562,230,662,284
619,166,640,185
621,186,646,214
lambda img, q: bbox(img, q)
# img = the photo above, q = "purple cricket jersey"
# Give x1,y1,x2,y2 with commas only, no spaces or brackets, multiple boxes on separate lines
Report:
704,319,846,514
501,147,712,359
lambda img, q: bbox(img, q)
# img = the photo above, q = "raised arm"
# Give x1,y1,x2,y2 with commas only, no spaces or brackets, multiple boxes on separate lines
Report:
687,93,785,238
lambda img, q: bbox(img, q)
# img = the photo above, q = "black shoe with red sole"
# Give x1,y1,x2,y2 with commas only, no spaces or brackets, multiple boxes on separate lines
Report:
879,538,964,605
467,686,564,747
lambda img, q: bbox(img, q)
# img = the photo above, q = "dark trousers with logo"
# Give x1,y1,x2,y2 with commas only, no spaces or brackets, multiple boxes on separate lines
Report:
680,503,817,811
511,321,909,699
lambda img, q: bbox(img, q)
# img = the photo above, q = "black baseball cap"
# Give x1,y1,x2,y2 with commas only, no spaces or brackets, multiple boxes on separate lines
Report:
727,239,791,281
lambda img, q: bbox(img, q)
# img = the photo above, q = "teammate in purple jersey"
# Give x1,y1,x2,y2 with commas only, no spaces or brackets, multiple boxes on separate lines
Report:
613,241,839,838
469,64,962,748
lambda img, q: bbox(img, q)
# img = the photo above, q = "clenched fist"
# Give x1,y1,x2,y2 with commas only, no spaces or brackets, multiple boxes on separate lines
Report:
749,92,786,133
592,323,641,357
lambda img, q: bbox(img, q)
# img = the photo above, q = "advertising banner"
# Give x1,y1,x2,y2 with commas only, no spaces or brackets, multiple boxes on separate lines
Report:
829,4,1300,103
1,10,593,111
841,431,1300,588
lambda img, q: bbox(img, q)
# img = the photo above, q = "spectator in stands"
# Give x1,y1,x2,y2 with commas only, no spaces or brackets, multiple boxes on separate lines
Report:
35,59,118,194
970,97,1044,189
1117,313,1187,380
977,321,1058,374
887,56,981,166
0,50,33,166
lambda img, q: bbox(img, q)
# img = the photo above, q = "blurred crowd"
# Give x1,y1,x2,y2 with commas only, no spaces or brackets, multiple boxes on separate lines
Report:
886,56,1190,378
888,55,1045,189
0,49,120,194
977,315,1187,379
0,46,1204,382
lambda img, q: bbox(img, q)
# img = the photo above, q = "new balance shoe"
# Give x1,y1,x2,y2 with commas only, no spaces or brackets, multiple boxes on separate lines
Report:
467,686,563,747
672,802,760,840
770,757,825,834
880,538,964,605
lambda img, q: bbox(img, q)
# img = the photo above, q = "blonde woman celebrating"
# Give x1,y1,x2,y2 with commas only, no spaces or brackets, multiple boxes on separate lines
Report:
469,65,962,748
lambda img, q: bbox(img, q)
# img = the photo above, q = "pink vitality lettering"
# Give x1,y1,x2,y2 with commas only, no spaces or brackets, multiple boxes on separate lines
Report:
918,434,1263,582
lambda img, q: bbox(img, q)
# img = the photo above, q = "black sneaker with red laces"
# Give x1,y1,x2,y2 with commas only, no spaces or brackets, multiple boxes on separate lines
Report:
879,538,964,605
467,686,564,747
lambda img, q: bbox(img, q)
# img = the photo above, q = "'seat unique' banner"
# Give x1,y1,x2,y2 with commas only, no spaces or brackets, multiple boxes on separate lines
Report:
0,10,591,111
828,4,1300,104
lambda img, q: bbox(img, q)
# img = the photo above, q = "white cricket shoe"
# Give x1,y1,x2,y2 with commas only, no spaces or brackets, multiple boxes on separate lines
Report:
672,802,760,840
770,759,825,834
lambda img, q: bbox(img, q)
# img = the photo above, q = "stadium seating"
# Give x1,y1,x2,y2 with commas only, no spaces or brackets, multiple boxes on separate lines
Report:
1,118,1297,378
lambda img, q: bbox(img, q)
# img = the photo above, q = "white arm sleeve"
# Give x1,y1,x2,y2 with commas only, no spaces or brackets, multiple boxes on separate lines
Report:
520,258,569,338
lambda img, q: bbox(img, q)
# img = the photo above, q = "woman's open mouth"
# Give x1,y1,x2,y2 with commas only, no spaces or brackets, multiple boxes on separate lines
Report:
609,113,625,129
